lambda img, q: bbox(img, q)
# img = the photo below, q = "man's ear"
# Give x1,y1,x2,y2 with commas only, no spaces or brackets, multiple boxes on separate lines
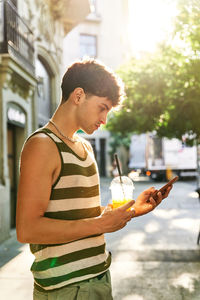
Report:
73,88,85,104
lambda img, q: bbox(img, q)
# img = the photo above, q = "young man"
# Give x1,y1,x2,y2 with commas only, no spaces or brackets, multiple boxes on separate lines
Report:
16,59,171,299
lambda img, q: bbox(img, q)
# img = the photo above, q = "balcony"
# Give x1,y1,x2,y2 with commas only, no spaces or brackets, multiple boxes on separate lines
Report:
0,0,35,75
48,0,91,34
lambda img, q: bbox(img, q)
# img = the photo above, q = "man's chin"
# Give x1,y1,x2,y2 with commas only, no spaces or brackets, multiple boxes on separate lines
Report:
80,128,96,135
87,129,96,135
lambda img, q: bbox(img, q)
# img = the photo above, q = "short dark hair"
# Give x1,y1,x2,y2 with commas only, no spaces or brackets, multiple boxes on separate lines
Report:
61,59,124,106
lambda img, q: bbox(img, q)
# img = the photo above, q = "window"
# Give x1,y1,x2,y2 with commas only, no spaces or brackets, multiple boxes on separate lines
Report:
80,34,97,59
36,58,51,127
89,0,97,14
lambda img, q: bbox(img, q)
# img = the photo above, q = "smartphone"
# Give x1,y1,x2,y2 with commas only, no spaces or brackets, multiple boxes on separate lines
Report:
151,176,179,200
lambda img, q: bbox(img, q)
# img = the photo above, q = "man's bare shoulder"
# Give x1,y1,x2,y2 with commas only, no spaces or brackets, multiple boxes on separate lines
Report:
23,132,54,151
21,132,59,165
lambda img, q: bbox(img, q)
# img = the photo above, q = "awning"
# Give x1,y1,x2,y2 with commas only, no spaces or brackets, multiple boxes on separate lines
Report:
47,0,91,34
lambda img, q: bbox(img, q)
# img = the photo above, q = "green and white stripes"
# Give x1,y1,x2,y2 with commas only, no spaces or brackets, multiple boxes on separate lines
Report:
30,129,111,291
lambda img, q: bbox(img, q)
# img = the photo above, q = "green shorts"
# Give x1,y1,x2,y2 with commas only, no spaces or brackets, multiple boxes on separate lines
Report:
33,271,113,300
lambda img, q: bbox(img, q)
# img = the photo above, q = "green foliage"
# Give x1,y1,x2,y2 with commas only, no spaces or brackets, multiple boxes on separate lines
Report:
106,0,200,144
107,55,167,133
175,0,200,54
108,132,131,157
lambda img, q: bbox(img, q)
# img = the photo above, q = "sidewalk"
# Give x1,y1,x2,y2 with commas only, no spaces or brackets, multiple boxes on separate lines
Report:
0,178,200,299
0,232,34,299
103,178,200,300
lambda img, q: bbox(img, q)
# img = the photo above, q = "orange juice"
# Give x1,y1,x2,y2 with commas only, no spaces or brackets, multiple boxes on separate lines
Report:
112,199,132,210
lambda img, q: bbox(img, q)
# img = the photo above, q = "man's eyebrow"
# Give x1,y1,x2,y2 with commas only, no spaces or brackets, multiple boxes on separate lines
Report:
101,103,111,111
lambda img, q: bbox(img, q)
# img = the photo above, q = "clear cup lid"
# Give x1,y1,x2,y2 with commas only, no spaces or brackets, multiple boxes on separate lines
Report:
110,176,135,189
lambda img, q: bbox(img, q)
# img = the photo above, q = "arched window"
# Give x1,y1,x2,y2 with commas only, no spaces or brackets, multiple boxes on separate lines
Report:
36,58,51,127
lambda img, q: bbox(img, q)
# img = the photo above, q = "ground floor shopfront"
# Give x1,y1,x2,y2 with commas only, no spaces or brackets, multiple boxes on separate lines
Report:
0,55,37,243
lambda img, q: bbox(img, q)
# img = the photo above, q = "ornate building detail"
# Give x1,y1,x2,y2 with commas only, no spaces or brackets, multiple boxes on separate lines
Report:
47,0,90,34
0,61,33,99
8,73,32,99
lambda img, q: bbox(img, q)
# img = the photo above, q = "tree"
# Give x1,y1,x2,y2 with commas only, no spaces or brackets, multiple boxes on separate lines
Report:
156,0,200,144
175,0,200,55
106,0,200,146
107,52,170,134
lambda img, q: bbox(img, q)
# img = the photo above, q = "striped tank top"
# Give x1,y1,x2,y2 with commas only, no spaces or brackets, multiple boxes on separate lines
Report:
29,128,111,291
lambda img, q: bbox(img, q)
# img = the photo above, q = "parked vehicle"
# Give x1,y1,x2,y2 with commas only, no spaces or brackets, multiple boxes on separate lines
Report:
129,133,197,180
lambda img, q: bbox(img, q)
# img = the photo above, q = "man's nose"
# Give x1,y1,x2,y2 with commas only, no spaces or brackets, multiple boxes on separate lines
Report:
100,113,107,125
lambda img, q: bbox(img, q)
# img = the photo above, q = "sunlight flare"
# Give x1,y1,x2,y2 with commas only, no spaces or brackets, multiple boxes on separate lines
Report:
128,0,178,54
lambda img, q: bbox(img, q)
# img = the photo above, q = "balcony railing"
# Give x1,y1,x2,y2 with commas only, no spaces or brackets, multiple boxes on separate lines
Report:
0,0,35,74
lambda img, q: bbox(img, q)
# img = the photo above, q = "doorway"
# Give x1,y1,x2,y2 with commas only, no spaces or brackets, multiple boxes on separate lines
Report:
7,124,17,228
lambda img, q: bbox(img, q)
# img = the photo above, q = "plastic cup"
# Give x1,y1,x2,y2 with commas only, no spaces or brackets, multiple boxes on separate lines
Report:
109,176,135,209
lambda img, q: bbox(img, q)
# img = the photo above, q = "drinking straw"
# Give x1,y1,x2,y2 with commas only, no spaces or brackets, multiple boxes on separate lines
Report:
114,153,125,199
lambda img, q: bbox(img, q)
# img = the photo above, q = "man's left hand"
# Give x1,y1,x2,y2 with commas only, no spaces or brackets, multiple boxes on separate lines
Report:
133,186,172,217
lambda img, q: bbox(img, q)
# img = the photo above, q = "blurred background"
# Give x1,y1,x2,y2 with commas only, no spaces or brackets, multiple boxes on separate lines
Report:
0,0,200,250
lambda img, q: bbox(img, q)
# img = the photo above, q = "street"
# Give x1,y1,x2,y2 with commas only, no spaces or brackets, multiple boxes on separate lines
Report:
0,178,200,300
102,178,200,300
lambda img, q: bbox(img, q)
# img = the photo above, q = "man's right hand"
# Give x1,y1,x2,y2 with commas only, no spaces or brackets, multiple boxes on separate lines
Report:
99,200,135,233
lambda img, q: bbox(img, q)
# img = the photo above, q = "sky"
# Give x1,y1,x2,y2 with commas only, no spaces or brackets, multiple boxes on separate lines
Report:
128,0,178,55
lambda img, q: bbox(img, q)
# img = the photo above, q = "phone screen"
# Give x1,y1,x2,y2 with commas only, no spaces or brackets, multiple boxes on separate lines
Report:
152,176,179,199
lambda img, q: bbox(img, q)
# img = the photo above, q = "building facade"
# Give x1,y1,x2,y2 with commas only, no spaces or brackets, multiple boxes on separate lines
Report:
63,0,131,70
0,0,90,243
63,0,131,177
